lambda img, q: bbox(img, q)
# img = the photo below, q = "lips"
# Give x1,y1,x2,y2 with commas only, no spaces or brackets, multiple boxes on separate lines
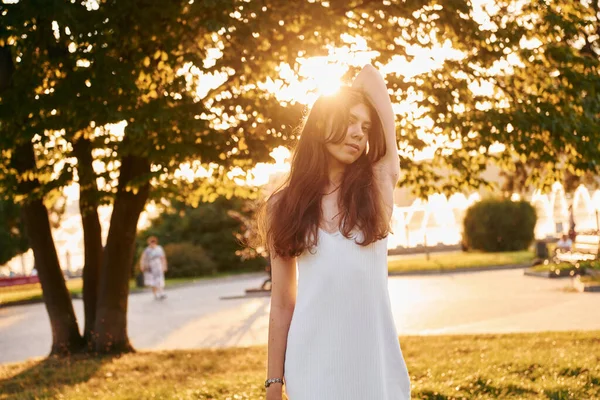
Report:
346,143,360,152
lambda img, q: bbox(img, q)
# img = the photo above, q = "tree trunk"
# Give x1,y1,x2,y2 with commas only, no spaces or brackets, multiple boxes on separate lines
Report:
94,154,150,353
73,138,103,349
13,142,83,355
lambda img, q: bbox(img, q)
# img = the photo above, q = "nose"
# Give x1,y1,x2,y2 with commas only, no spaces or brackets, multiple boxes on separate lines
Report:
349,123,364,139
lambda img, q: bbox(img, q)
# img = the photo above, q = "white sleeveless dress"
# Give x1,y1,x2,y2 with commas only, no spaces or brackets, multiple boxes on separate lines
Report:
284,229,411,399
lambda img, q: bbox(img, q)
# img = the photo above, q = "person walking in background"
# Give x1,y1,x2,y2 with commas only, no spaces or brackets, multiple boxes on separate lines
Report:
261,64,410,400
140,236,168,300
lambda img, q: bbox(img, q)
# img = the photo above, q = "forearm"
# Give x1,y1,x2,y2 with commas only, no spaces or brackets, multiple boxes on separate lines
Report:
267,303,295,382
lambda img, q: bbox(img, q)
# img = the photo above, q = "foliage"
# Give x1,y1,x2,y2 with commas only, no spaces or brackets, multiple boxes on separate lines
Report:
0,0,337,204
163,242,217,278
1,1,599,199
138,197,266,276
579,260,600,271
463,199,537,252
368,0,600,196
1,331,599,399
0,199,29,266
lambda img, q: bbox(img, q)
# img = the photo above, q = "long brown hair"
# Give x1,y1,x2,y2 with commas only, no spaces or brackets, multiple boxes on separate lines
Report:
260,88,390,258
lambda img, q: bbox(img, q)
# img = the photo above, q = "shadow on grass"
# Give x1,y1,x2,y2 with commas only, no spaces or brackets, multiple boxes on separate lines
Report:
471,376,537,397
0,353,115,399
544,387,574,400
416,391,450,400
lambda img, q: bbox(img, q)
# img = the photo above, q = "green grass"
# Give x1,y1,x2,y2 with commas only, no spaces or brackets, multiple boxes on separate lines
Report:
530,262,578,273
0,279,85,305
0,275,227,307
0,331,598,399
387,250,533,274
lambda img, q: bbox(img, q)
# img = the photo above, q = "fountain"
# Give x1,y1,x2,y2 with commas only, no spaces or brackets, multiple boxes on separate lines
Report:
573,185,597,232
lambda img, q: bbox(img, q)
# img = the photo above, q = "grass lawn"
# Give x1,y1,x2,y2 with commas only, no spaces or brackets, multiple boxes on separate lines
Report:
0,274,233,307
0,331,598,399
387,250,534,274
0,279,86,306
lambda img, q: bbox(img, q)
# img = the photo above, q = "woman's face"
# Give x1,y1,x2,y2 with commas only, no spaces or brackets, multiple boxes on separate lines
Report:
325,102,371,166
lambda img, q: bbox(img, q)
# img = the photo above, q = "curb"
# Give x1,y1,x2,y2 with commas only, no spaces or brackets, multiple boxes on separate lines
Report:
523,270,555,278
388,263,530,277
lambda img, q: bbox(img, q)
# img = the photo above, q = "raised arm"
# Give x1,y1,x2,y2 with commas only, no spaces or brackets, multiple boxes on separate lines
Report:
352,64,400,218
352,64,400,178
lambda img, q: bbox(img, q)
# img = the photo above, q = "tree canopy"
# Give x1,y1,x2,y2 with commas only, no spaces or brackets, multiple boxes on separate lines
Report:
3,0,599,202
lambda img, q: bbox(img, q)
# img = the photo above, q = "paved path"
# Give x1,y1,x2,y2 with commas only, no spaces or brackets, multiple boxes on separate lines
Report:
1,269,599,364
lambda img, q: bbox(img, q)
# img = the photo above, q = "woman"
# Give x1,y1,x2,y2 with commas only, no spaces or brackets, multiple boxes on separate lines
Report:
140,236,168,300
262,65,411,399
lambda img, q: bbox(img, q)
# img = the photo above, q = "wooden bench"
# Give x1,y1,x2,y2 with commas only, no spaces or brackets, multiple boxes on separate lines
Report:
555,234,600,263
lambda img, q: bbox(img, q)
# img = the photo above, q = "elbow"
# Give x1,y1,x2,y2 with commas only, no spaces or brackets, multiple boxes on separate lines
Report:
270,302,296,325
271,296,296,315
390,169,400,187
281,299,296,314
389,158,400,184
393,168,400,182
270,285,296,311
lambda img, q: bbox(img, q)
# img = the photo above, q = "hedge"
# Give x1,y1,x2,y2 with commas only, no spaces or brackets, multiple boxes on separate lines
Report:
463,198,536,252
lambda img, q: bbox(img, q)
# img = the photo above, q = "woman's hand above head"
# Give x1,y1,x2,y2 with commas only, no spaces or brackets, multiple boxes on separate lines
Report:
352,64,385,92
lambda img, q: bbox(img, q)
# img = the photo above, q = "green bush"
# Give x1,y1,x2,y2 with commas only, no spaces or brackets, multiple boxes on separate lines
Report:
163,242,217,278
137,197,267,276
579,260,600,271
463,198,537,252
